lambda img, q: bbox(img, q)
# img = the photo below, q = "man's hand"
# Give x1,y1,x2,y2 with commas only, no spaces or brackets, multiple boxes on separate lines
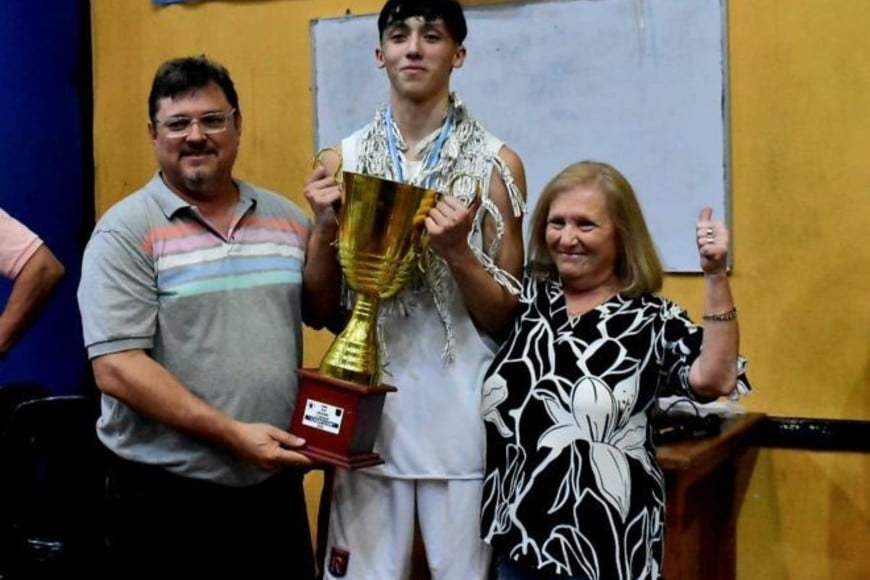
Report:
424,195,480,264
231,422,313,470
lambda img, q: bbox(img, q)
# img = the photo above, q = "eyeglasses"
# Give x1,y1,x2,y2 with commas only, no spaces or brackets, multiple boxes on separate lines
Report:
155,108,236,138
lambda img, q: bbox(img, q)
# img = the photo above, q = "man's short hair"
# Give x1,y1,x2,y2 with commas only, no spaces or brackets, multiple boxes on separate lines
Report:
148,55,240,122
378,0,468,44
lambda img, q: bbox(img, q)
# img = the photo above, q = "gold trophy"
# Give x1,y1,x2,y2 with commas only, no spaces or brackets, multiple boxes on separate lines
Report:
290,149,439,469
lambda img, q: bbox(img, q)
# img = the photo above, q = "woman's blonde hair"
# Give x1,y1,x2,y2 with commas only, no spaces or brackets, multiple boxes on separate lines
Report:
527,161,663,297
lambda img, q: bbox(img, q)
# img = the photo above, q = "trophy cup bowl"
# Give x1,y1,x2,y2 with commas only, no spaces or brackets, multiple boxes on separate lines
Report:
319,171,438,385
291,161,439,469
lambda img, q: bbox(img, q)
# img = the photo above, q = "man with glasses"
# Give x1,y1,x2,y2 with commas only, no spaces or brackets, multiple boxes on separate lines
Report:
78,55,339,579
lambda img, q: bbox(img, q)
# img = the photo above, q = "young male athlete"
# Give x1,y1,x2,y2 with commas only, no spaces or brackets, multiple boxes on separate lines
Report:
304,1,527,578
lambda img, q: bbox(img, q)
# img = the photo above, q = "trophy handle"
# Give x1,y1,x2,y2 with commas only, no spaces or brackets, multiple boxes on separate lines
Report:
446,172,481,207
418,173,481,274
313,146,343,179
313,146,344,217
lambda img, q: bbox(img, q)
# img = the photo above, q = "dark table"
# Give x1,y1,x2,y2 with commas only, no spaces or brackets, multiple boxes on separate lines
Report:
657,412,765,580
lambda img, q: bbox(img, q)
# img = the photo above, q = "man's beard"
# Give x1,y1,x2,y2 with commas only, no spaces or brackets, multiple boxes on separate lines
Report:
182,168,212,193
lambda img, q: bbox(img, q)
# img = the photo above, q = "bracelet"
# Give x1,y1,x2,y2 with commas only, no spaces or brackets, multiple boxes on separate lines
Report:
703,306,737,321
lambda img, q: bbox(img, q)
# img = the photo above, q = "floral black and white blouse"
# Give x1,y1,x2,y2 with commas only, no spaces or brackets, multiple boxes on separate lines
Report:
481,276,751,579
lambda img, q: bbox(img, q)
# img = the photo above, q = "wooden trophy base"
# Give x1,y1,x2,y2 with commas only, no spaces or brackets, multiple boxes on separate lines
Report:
291,368,397,470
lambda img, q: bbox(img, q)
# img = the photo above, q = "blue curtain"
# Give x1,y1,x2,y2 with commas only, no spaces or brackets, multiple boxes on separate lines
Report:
0,0,92,394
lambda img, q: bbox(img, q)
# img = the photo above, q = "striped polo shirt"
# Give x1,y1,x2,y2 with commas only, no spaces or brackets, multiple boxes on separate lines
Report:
78,173,311,486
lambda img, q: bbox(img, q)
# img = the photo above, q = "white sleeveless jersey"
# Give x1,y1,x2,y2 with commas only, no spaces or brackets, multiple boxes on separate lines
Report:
342,126,505,479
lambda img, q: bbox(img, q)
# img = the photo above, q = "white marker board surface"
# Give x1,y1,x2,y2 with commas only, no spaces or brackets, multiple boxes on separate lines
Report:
312,0,730,271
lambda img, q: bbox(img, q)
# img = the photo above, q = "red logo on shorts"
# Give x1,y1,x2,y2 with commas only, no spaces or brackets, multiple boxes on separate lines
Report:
328,546,350,577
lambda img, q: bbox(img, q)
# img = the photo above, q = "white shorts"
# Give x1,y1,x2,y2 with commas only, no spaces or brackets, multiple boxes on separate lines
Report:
322,471,491,580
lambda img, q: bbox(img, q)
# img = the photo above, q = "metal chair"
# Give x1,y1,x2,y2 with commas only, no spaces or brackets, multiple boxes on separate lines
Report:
0,394,107,579
0,382,50,575
0,382,49,432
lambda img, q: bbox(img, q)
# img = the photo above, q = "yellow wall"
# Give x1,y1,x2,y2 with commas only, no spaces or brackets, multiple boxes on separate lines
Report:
91,1,869,578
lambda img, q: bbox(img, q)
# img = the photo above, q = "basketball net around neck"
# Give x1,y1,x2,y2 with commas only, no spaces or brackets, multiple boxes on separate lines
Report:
354,93,525,365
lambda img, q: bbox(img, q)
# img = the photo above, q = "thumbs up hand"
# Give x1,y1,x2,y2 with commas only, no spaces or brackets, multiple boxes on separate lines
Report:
695,207,729,275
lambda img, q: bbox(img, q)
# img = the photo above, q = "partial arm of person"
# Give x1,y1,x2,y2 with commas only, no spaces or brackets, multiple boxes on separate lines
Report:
92,350,311,469
0,244,64,357
301,149,344,332
688,207,739,398
425,146,527,338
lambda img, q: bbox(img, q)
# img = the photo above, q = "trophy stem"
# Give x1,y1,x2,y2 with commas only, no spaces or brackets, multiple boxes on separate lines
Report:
319,294,382,385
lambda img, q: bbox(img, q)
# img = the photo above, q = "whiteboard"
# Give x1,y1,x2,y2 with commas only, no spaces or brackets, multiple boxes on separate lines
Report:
311,0,730,272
